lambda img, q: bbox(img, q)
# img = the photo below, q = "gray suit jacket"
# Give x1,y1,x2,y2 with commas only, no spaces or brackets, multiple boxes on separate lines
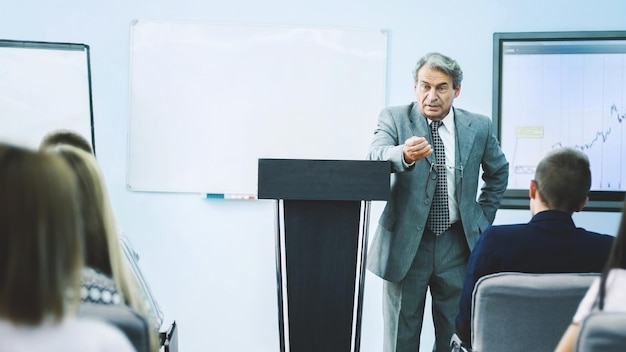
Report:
367,103,509,282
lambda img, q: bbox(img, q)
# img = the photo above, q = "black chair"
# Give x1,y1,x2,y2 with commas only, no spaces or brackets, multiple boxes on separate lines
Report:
161,320,178,352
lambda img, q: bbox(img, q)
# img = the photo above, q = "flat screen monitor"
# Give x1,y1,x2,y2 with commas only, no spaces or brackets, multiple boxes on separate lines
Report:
492,31,626,211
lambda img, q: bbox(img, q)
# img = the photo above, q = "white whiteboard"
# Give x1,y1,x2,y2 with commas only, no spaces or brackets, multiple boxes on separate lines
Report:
0,41,93,150
127,20,387,195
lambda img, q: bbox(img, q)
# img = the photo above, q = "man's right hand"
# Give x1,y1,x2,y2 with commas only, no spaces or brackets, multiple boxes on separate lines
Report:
403,136,433,163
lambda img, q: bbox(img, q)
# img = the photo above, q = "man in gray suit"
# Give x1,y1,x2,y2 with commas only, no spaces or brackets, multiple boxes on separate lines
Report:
367,52,509,352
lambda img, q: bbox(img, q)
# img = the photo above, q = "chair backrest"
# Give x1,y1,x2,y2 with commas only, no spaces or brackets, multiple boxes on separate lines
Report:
471,272,598,352
576,312,626,351
78,303,151,352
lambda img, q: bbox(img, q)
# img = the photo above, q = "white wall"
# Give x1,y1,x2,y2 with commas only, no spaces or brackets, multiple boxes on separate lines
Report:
2,1,625,351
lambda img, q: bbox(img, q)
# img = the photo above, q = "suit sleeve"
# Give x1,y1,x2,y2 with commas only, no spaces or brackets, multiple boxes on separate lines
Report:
367,107,413,173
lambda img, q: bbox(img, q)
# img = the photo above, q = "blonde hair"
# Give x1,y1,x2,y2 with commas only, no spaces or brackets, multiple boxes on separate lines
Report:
51,146,144,307
50,145,159,350
0,143,84,324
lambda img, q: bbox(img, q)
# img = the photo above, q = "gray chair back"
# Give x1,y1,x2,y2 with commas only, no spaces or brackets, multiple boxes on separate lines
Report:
471,272,598,352
78,303,151,352
576,312,626,351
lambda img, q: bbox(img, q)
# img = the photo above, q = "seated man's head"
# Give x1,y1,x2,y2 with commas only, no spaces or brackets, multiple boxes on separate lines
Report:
530,147,591,214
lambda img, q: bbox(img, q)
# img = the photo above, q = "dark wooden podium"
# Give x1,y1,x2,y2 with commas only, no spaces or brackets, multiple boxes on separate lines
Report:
258,159,390,352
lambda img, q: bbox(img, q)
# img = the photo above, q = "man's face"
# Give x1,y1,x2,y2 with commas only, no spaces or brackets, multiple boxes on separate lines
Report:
414,65,461,121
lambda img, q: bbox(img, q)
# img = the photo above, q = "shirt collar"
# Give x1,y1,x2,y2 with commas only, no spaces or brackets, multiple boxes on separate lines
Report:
427,108,455,133
530,209,576,227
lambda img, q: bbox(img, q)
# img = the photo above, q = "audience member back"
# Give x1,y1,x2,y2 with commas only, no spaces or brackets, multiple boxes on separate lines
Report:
50,144,160,351
0,142,135,352
454,147,614,348
40,129,164,331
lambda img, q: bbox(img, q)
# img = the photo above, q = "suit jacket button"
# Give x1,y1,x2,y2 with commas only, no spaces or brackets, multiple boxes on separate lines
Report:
424,199,430,204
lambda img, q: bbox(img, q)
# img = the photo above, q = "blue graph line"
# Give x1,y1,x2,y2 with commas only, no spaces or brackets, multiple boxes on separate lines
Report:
520,104,625,189
552,104,624,151
611,104,625,123
573,128,612,151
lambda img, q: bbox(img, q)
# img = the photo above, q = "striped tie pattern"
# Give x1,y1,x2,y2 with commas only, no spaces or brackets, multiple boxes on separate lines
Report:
427,120,450,235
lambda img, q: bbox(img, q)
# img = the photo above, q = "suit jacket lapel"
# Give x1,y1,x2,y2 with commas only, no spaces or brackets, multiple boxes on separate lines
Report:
454,108,477,193
454,108,475,167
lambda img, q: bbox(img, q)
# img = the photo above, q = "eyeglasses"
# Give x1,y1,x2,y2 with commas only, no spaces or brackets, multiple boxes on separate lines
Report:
429,162,464,178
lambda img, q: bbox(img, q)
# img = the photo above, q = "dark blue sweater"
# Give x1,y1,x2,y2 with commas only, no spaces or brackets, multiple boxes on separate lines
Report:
455,210,614,345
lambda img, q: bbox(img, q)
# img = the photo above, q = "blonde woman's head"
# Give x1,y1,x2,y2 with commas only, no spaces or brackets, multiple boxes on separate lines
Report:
50,145,115,275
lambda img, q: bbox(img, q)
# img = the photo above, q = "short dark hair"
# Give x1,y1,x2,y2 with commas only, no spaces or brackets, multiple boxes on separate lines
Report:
534,147,591,212
40,129,93,154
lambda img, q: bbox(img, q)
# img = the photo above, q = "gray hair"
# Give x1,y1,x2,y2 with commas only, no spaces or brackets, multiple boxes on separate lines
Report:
412,52,463,89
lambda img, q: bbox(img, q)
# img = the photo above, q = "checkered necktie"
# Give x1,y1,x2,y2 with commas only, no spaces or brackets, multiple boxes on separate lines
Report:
427,120,450,235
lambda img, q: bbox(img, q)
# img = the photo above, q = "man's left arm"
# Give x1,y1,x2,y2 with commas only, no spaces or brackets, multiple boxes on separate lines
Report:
477,127,509,223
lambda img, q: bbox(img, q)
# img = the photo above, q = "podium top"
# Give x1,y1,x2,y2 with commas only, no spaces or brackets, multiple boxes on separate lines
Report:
257,159,390,201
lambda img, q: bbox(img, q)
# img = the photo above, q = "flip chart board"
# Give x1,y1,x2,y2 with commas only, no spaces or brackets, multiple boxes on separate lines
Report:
127,20,387,195
0,40,93,150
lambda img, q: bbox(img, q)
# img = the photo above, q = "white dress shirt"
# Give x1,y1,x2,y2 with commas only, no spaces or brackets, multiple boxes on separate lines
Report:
429,109,459,224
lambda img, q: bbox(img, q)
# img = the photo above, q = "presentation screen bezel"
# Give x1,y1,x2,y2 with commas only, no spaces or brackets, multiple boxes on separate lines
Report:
492,31,626,211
